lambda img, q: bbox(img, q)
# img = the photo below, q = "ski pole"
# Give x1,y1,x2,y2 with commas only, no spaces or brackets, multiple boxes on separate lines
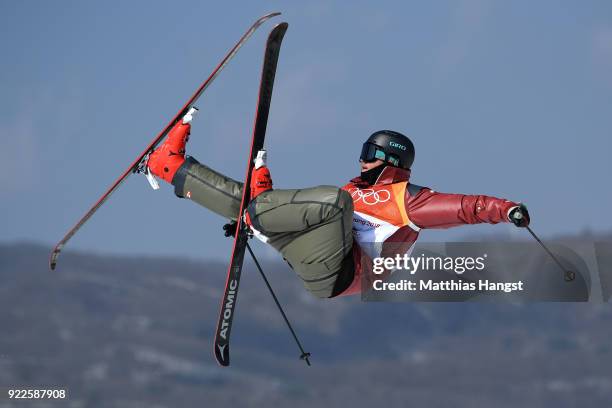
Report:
525,226,575,282
246,243,312,366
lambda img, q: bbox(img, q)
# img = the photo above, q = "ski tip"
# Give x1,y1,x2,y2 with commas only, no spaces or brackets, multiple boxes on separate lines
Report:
269,22,289,42
49,246,62,271
275,21,289,31
256,12,281,26
49,256,57,271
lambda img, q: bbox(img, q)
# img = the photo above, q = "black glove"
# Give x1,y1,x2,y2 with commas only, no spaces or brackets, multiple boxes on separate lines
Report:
223,221,237,237
509,204,530,228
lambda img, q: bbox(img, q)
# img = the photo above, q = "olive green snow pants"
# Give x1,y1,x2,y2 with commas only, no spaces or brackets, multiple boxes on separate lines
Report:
172,157,355,298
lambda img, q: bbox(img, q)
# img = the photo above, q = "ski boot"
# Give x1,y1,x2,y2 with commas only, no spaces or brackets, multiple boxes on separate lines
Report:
244,150,272,239
146,107,198,186
250,149,273,199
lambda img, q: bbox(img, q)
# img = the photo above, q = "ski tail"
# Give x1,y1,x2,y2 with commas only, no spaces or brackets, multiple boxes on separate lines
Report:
213,22,288,367
49,13,280,271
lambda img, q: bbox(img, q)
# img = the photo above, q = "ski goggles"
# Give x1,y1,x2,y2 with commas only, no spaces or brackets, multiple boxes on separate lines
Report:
360,143,399,167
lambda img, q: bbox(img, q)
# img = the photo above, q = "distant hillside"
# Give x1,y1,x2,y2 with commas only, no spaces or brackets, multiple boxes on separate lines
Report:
0,242,611,408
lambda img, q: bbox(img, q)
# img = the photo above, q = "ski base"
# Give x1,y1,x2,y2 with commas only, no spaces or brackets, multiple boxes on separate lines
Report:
213,22,288,367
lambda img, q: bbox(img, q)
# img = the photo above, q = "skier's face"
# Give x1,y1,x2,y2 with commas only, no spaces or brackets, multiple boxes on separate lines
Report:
360,159,385,173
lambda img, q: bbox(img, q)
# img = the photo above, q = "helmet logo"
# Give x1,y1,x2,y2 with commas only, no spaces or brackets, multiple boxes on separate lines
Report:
389,141,406,150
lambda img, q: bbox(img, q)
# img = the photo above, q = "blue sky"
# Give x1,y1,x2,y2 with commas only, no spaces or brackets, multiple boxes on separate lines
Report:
1,1,611,261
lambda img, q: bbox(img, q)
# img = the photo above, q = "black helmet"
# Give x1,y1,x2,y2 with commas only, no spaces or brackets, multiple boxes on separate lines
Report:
360,130,415,169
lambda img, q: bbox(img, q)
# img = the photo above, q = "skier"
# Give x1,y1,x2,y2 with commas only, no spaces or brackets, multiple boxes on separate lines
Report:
147,111,530,299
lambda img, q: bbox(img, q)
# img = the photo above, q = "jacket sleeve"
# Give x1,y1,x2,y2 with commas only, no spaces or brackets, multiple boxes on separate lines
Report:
406,187,518,229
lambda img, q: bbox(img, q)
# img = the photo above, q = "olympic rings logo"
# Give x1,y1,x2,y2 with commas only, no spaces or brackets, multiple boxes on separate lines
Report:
349,188,391,205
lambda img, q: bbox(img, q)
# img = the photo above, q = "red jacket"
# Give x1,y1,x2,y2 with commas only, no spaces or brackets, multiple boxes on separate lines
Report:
339,166,518,296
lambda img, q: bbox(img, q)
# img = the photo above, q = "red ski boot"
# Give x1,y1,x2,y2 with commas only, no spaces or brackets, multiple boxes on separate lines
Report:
244,150,272,232
250,150,273,199
147,107,197,184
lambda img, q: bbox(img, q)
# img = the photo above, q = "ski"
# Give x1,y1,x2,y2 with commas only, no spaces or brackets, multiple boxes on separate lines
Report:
213,22,288,367
49,12,281,271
